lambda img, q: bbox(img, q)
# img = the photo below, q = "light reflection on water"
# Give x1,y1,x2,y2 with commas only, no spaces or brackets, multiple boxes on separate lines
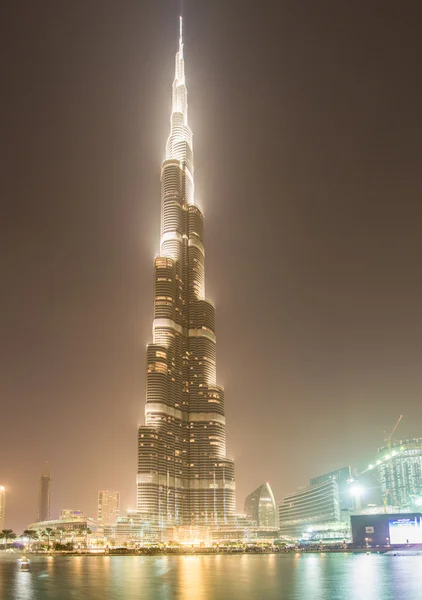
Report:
1,553,422,600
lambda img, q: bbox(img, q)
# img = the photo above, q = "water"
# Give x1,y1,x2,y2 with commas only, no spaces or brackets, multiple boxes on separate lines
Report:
0,553,421,599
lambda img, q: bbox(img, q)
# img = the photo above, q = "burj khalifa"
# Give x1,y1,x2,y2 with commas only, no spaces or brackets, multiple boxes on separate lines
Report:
137,19,236,528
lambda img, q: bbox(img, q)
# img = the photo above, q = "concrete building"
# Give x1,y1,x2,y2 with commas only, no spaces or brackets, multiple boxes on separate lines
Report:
0,486,5,529
279,480,340,539
37,463,51,522
376,438,422,509
136,18,235,528
97,491,120,526
244,483,277,528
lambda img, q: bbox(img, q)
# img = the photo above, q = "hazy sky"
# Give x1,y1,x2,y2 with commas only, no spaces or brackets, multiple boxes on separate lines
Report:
2,0,422,532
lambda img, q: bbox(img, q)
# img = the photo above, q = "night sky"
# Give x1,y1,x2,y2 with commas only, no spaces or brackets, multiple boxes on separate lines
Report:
2,1,422,532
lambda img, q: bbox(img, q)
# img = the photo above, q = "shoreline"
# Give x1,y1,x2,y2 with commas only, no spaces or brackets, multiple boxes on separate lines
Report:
1,546,412,557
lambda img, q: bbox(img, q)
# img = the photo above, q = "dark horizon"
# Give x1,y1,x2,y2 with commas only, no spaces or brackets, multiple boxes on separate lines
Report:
2,0,422,533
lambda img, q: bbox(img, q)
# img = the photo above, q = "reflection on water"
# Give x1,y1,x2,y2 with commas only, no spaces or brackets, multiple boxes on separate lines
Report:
13,570,34,600
0,553,422,600
178,555,206,600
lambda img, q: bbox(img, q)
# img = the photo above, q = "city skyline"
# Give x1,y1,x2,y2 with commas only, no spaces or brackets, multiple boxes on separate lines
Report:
2,1,422,532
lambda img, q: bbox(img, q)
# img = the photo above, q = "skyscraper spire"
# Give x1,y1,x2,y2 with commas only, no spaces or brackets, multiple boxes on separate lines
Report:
137,21,236,534
172,17,187,123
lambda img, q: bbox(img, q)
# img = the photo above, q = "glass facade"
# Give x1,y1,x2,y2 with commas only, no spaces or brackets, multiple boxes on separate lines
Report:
278,480,340,539
310,466,354,511
244,483,277,528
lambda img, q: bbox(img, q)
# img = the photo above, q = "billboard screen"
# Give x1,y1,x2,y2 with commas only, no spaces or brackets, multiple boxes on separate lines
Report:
389,517,422,544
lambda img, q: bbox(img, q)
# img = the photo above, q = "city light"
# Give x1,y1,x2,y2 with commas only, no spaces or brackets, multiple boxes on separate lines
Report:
349,484,364,498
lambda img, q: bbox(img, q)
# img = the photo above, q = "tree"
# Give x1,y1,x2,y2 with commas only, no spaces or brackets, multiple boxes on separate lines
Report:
22,529,38,551
44,528,56,550
1,529,16,550
37,529,46,549
70,528,78,548
56,528,66,545
81,527,92,548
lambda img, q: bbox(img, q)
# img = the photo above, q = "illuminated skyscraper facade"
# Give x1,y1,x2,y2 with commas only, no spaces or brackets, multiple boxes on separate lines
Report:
137,19,235,527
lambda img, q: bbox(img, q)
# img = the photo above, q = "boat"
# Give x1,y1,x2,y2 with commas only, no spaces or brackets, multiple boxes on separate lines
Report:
19,556,30,569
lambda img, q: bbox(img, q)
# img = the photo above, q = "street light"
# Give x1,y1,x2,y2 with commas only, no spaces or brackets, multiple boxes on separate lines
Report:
350,483,364,509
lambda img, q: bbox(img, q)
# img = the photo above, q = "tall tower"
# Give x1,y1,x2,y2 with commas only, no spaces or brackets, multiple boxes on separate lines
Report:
137,19,235,528
0,486,5,529
37,463,51,522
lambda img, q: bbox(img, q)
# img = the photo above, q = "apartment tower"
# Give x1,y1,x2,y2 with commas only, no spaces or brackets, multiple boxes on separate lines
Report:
97,490,120,526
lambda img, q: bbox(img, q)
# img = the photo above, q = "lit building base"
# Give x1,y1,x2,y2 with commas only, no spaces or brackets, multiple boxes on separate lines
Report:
172,526,211,544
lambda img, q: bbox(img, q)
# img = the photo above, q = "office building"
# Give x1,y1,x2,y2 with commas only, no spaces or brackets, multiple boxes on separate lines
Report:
37,463,51,522
97,490,120,526
310,466,354,511
137,18,235,527
244,482,277,528
279,480,340,539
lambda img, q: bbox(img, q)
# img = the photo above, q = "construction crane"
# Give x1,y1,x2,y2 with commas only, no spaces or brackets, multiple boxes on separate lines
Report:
385,414,403,451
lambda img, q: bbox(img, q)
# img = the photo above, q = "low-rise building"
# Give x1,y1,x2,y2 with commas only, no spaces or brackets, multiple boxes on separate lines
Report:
28,515,99,545
351,512,422,546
